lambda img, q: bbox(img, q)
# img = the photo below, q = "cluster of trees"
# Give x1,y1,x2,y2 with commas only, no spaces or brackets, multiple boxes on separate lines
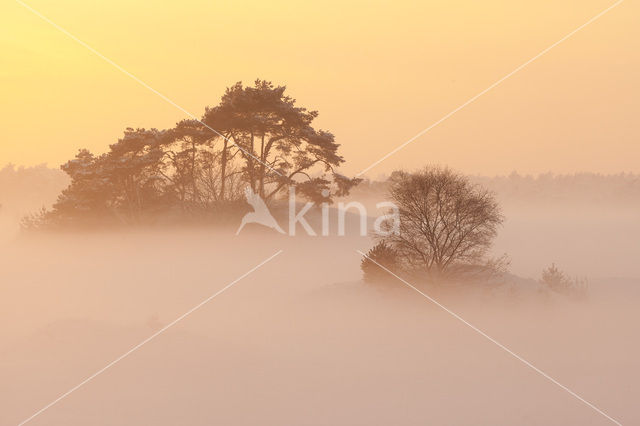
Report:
361,167,507,283
30,80,359,228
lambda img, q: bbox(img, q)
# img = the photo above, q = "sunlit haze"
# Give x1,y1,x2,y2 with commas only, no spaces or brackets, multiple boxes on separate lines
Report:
1,0,638,175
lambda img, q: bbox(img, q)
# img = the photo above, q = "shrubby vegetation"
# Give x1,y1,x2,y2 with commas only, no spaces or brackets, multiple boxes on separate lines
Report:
539,263,588,298
361,241,400,283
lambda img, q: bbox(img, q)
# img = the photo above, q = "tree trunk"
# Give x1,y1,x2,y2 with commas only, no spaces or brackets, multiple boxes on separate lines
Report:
190,140,198,206
259,134,265,197
248,132,256,192
219,139,228,201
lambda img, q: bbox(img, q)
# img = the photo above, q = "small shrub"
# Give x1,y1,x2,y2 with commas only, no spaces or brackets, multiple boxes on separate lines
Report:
361,241,399,283
540,263,588,298
20,206,51,231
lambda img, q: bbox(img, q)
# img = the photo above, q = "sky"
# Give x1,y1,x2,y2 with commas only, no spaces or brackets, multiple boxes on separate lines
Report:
1,0,638,178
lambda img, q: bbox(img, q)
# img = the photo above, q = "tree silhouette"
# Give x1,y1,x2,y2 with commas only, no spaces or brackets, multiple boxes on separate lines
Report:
361,241,399,283
203,80,360,203
51,129,165,224
34,79,359,227
380,167,503,279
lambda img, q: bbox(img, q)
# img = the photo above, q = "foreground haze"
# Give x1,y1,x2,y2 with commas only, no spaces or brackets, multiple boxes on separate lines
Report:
1,186,639,424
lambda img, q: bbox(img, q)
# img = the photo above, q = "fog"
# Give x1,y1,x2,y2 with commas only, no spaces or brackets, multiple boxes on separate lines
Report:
1,173,639,425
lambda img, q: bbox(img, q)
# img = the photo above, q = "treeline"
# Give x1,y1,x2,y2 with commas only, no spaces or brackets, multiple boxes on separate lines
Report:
353,171,640,205
23,80,359,228
0,164,68,216
473,172,640,205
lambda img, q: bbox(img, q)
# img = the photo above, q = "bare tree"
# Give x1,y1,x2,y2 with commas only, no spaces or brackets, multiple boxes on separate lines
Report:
381,167,504,279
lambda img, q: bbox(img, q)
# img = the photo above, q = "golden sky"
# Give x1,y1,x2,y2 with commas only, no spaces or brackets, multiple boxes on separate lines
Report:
1,0,638,177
